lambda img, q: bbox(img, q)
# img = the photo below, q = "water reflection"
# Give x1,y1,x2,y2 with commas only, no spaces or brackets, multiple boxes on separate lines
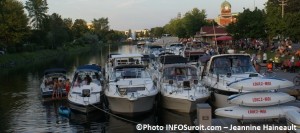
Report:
0,44,200,132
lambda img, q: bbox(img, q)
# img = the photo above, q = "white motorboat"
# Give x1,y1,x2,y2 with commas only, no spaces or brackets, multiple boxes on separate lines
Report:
201,54,294,108
181,43,205,66
228,91,296,106
40,68,67,98
157,55,209,113
105,64,158,115
167,43,184,55
68,64,103,113
215,105,300,120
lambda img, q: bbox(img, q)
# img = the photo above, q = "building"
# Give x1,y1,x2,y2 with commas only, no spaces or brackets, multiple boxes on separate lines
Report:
215,0,238,27
195,26,228,44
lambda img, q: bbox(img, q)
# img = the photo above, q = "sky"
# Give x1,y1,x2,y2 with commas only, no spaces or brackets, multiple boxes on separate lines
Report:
20,0,267,31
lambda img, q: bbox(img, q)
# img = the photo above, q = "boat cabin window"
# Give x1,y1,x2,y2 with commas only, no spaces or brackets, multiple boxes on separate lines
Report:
111,68,150,80
211,56,256,74
163,67,197,81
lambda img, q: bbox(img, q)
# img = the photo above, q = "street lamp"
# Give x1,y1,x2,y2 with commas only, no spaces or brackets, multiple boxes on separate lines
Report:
278,0,288,18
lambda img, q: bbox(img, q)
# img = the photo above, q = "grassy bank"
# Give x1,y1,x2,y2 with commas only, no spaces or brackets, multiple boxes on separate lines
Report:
0,45,95,70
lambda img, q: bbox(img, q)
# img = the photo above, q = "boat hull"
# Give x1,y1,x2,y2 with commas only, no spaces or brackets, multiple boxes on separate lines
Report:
229,92,296,106
227,77,294,91
215,105,300,120
160,94,208,113
68,99,102,113
107,95,156,115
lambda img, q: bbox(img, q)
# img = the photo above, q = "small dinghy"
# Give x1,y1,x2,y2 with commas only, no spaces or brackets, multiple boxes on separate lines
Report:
215,105,300,120
58,106,71,117
228,92,296,106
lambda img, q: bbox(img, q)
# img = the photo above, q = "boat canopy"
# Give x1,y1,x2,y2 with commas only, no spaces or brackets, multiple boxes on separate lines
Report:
76,64,101,72
159,55,187,64
44,68,66,75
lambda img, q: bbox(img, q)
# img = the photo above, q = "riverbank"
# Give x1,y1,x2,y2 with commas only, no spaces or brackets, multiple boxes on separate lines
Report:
0,45,98,74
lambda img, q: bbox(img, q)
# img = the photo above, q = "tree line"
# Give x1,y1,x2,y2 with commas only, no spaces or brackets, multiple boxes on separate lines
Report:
0,0,126,53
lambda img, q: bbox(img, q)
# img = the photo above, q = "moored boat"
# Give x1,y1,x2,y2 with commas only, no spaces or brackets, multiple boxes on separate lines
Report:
40,68,67,98
201,54,294,108
157,55,209,113
68,64,103,113
105,64,158,115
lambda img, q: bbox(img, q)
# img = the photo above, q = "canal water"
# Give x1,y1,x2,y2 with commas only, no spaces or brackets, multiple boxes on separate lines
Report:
0,45,197,132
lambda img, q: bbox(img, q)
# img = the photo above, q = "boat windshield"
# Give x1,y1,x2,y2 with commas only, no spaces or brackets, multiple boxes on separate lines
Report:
211,55,256,75
112,68,150,79
163,66,198,81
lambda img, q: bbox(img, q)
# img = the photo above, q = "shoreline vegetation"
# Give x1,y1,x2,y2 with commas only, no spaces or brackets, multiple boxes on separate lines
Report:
0,43,124,74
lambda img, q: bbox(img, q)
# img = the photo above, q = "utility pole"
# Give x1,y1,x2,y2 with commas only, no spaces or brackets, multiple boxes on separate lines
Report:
278,0,288,18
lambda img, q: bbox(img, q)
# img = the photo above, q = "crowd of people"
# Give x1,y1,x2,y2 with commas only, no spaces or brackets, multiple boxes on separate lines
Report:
45,77,70,99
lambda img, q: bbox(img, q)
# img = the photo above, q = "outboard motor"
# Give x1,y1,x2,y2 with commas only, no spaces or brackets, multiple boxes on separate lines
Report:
82,89,90,97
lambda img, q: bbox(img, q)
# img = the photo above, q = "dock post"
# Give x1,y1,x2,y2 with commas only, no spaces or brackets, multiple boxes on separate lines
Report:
197,103,211,133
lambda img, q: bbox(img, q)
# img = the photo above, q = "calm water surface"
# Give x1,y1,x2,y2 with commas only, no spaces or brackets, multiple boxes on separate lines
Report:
0,45,197,133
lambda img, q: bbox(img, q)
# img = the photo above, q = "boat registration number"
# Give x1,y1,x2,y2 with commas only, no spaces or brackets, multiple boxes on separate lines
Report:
248,109,266,114
252,97,271,102
252,81,272,86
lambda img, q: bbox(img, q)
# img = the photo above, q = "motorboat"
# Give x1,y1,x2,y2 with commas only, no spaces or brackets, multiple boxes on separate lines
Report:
40,68,67,98
68,64,103,113
167,43,184,55
181,43,205,66
105,64,158,115
201,54,294,108
156,55,209,113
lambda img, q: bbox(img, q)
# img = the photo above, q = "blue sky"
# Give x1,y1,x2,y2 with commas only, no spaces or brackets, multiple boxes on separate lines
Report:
20,0,267,31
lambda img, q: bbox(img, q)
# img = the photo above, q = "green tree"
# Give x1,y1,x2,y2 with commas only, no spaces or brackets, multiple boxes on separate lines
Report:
46,13,70,49
226,8,267,40
0,0,30,50
144,30,150,38
71,19,89,39
63,18,73,30
182,8,207,37
25,0,48,30
164,18,186,38
150,27,164,38
92,17,109,41
284,13,300,41
265,0,284,41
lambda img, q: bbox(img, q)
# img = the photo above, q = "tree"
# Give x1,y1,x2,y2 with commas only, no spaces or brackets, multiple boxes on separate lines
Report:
0,0,30,50
150,27,164,38
144,30,150,38
46,13,70,49
265,0,284,41
164,18,186,38
71,19,89,39
226,8,267,40
182,8,207,37
25,0,48,30
92,17,110,42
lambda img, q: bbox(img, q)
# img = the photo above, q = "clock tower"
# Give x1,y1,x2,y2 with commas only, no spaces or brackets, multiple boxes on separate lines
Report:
216,0,237,26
